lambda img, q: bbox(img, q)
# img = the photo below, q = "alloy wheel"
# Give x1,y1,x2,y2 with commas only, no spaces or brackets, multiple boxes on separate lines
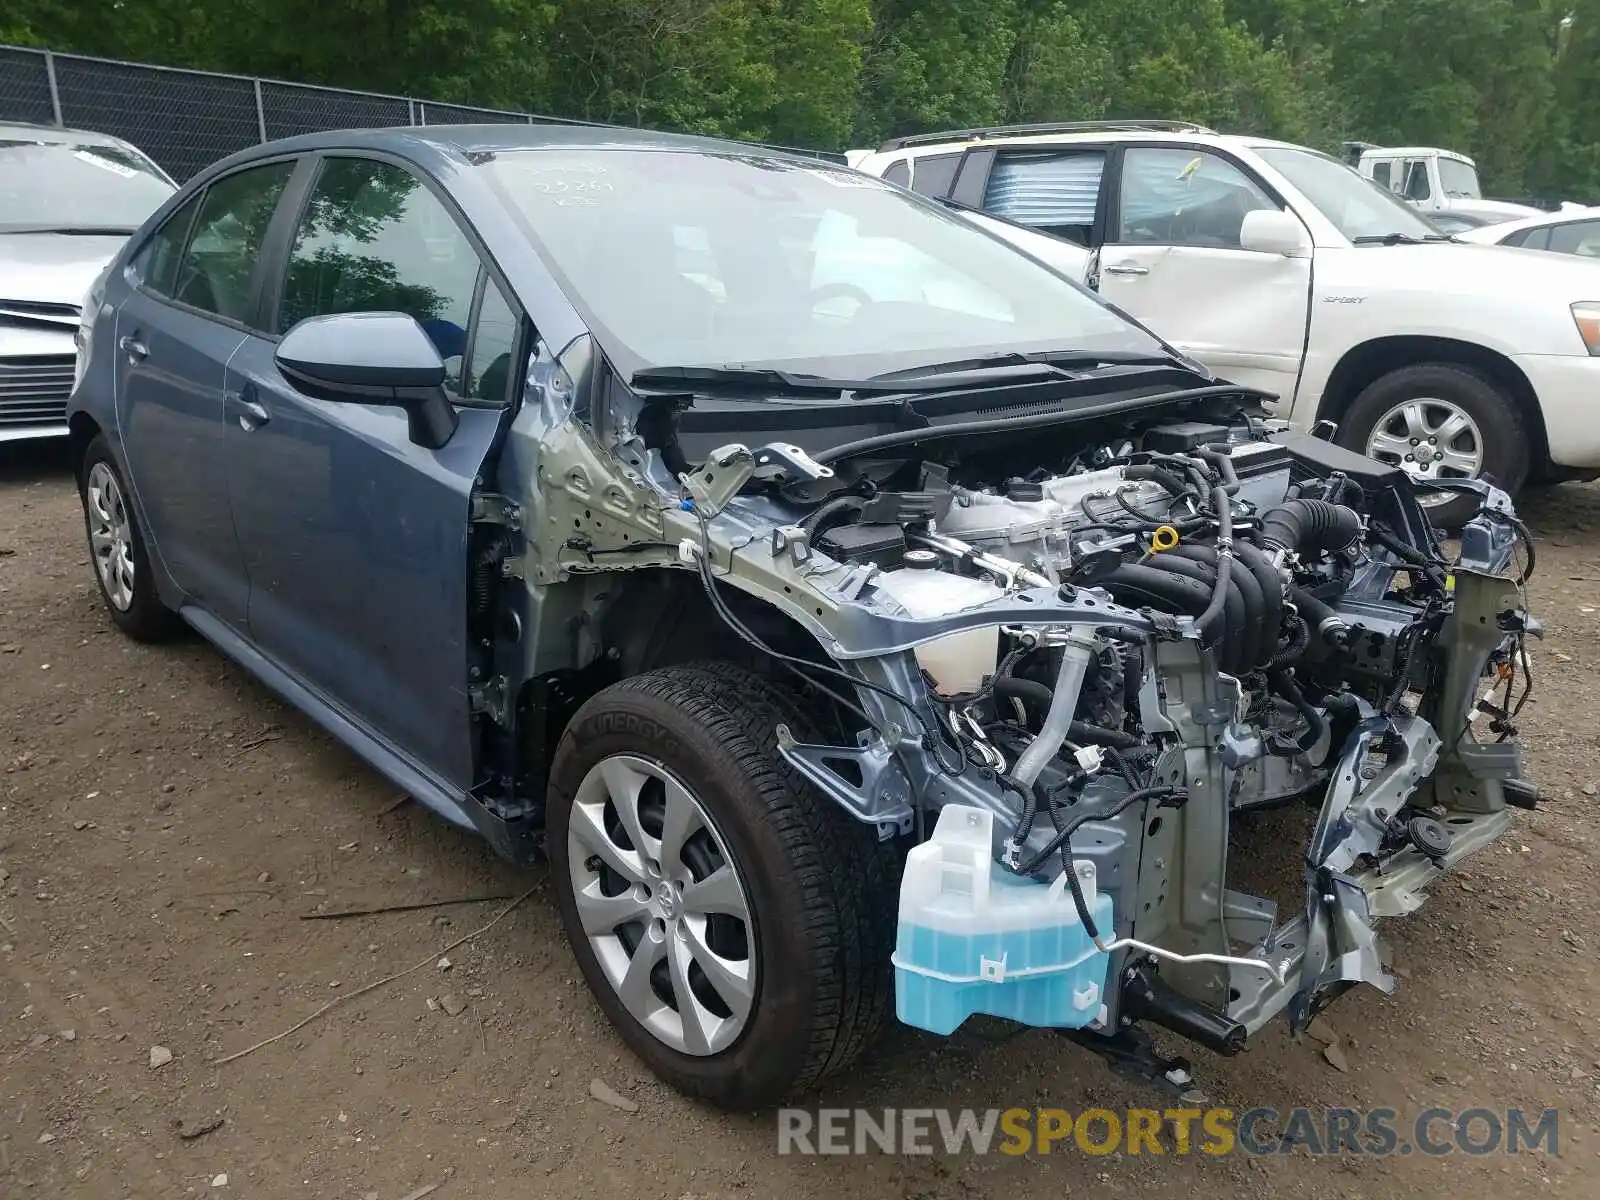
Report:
86,462,136,611
1364,397,1486,506
565,754,757,1056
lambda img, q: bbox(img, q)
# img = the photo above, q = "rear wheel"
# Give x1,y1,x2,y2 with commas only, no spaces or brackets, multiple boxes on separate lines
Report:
78,435,182,642
1337,362,1528,529
546,662,898,1109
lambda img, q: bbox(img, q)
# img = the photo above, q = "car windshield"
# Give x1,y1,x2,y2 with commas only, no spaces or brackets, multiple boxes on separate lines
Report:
1256,146,1439,244
1438,156,1482,199
0,138,175,233
481,148,1163,380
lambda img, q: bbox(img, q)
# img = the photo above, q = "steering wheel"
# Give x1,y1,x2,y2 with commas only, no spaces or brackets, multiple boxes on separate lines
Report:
809,282,876,322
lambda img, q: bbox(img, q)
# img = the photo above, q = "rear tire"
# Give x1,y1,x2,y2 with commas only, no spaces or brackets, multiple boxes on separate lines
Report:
78,435,182,642
546,662,898,1109
1336,362,1528,529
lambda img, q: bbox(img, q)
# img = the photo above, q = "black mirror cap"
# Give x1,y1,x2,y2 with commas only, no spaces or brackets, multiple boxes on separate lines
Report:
275,312,458,449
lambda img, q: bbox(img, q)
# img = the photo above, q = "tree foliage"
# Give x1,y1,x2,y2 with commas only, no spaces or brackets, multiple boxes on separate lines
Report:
6,0,1599,199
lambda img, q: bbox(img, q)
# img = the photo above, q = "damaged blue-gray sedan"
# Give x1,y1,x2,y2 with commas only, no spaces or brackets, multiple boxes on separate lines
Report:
66,124,1540,1108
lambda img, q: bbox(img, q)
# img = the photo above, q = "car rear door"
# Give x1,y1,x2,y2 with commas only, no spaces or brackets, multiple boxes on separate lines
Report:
224,153,520,790
1094,145,1311,405
113,159,299,628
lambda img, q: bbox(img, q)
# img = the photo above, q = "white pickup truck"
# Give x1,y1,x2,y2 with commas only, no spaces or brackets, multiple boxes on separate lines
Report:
851,122,1600,525
1343,142,1543,227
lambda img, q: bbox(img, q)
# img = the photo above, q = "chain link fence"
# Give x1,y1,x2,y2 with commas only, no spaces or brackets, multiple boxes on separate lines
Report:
1,44,841,182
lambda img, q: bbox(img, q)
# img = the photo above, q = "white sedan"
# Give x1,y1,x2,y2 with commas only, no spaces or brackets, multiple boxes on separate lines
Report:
1458,205,1600,256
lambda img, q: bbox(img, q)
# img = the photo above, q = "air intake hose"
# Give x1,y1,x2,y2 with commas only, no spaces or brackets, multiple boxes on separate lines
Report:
1258,499,1361,557
1123,463,1190,498
1101,563,1225,641
1232,541,1287,658
1289,583,1350,647
993,676,1142,749
1130,553,1249,673
1161,544,1269,671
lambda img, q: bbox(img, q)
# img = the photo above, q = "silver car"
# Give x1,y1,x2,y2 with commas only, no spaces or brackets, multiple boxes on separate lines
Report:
1,122,175,443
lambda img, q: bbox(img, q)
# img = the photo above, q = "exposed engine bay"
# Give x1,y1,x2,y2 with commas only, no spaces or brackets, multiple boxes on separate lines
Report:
515,366,1542,1090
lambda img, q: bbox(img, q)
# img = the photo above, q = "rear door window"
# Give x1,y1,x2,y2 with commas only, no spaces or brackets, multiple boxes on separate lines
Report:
136,193,205,297
166,162,295,325
982,150,1106,246
908,153,962,199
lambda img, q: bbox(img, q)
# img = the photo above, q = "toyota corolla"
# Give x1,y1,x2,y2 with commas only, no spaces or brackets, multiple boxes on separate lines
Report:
67,125,1540,1108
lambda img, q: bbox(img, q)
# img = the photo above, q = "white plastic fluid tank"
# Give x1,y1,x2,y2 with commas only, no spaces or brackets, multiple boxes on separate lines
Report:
873,556,1002,694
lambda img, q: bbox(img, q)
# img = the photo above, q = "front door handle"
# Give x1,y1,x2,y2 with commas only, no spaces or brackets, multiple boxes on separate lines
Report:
1103,263,1151,277
118,334,148,361
229,388,271,431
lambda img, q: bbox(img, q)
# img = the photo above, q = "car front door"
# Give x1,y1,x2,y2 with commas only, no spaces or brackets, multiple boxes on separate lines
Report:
112,161,299,627
224,154,520,789
1095,146,1312,406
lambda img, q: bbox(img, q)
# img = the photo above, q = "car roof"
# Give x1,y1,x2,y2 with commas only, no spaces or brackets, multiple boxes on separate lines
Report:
216,121,813,164
0,120,142,149
1359,146,1473,161
1471,205,1600,238
872,128,1319,160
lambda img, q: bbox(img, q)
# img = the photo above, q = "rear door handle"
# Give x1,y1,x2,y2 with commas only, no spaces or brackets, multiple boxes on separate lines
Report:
118,334,148,361
1103,263,1150,276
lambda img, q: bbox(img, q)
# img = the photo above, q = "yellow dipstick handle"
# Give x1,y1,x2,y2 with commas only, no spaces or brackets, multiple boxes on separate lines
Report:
1149,525,1180,552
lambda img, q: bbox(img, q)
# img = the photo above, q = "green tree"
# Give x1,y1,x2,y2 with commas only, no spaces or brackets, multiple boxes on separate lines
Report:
7,0,1600,200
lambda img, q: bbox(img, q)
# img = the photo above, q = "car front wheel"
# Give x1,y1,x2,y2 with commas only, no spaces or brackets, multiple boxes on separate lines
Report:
1337,362,1529,528
546,662,898,1109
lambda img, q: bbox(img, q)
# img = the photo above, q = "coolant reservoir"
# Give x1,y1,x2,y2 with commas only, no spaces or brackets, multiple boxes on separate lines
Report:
873,556,1003,694
893,805,1113,1035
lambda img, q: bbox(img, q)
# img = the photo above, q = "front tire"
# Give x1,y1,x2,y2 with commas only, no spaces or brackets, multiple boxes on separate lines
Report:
547,662,898,1109
78,435,182,642
1336,362,1529,529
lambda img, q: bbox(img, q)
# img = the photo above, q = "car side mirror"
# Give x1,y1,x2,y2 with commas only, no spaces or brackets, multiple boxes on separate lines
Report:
275,312,459,450
1239,209,1312,258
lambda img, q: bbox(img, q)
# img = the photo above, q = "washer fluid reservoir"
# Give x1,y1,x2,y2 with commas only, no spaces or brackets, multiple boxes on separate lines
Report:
873,557,1003,694
893,805,1112,1035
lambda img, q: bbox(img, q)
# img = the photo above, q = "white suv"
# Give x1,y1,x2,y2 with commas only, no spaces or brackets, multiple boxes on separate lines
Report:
852,121,1600,524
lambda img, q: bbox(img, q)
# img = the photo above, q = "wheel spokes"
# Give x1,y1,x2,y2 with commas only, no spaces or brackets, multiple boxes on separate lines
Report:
87,484,113,527
1434,410,1472,445
568,796,648,885
681,864,745,917
600,757,659,860
680,916,753,1022
665,935,716,1055
656,775,705,878
617,931,666,1015
1367,431,1411,461
574,878,650,935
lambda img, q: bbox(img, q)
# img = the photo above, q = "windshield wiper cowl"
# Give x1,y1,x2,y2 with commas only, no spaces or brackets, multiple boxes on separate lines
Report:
1351,232,1425,246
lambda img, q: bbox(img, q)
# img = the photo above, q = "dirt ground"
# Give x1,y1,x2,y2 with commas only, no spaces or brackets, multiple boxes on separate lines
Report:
0,440,1595,1199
